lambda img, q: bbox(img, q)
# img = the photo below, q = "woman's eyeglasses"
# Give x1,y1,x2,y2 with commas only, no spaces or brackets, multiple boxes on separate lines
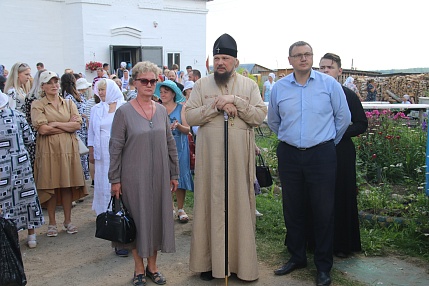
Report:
135,78,158,86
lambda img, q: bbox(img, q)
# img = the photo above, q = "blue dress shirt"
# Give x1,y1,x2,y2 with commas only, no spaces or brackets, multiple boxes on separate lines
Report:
267,70,351,148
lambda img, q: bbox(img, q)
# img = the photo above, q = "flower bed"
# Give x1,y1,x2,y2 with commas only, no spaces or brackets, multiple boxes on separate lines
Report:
353,109,427,184
85,61,102,72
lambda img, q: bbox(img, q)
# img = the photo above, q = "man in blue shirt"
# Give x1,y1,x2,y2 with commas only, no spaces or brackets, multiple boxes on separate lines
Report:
268,41,351,286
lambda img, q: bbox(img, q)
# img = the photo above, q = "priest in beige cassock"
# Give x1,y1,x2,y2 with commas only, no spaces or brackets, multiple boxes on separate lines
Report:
185,33,267,282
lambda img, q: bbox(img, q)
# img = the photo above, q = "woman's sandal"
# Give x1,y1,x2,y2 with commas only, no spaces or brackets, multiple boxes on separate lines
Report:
146,267,166,285
177,209,189,223
133,272,147,286
63,223,78,234
47,225,58,237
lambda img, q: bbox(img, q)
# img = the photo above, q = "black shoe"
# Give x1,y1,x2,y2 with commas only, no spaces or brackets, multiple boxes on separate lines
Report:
334,251,349,258
115,248,129,257
274,260,307,275
200,271,214,281
316,271,331,286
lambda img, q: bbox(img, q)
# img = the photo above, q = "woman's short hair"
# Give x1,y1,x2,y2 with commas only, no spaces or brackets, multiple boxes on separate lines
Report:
97,79,107,90
132,61,160,79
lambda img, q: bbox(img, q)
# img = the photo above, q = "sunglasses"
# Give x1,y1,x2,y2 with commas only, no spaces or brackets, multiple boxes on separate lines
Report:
134,78,158,86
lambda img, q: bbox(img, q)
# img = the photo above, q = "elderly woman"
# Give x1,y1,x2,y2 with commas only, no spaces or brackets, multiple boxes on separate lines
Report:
4,62,32,111
262,72,275,102
182,80,194,101
88,78,127,256
156,80,193,223
110,61,179,286
31,71,87,237
0,90,44,248
343,76,361,99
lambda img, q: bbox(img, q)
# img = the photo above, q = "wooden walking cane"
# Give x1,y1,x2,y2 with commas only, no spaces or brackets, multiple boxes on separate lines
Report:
224,111,229,286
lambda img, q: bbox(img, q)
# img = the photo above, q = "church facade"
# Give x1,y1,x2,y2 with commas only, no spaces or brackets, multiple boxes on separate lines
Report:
1,0,211,79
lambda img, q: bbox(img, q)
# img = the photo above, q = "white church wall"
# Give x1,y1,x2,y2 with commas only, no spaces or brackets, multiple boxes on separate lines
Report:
0,0,209,80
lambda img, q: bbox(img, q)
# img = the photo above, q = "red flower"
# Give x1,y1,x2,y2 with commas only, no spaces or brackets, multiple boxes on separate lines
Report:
372,154,377,159
85,61,102,71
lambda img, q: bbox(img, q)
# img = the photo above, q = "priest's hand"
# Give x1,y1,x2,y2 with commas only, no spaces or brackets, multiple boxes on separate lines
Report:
214,94,235,110
223,103,237,117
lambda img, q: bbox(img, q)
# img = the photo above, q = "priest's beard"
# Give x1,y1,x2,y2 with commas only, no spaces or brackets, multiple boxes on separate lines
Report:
214,69,233,86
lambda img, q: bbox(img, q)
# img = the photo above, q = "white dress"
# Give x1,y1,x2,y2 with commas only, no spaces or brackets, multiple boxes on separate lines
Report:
92,112,115,215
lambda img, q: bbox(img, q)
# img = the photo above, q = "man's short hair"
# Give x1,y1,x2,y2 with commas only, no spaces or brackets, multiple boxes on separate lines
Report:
186,65,192,70
288,41,312,56
321,53,342,68
103,63,109,68
192,69,201,79
36,62,44,68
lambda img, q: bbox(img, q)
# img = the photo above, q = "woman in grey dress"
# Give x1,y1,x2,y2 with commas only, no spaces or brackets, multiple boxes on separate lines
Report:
109,61,179,286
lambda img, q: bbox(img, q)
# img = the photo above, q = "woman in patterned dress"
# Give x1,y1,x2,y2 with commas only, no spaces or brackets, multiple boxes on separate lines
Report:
0,90,44,248
61,73,90,180
24,69,46,171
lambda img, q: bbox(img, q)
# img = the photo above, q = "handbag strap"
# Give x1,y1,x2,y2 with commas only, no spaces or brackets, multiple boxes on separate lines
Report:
257,153,266,167
110,195,130,214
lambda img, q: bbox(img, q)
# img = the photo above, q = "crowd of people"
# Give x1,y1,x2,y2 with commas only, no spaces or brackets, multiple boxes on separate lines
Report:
0,35,373,286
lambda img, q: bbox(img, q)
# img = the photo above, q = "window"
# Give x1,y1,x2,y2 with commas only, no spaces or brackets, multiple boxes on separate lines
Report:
167,52,181,69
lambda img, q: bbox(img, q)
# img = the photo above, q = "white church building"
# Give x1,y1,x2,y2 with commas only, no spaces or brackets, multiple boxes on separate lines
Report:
1,0,212,80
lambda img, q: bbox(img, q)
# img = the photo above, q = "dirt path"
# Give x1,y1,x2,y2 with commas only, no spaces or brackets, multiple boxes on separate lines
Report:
19,187,311,286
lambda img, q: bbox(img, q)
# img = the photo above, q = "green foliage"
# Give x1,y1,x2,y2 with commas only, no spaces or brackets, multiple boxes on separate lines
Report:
254,117,429,264
353,110,426,184
255,195,287,264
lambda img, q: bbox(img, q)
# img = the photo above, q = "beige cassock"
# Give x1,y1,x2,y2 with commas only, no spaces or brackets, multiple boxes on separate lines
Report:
185,73,267,281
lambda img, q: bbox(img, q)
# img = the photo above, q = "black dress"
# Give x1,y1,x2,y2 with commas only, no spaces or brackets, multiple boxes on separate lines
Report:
333,86,368,255
305,87,367,256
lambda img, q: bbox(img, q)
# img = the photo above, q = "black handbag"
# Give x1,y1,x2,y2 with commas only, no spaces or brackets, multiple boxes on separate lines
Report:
0,217,27,286
95,196,137,244
256,153,273,187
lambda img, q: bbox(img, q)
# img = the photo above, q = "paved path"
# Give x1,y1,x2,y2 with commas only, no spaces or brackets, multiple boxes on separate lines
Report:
335,255,429,286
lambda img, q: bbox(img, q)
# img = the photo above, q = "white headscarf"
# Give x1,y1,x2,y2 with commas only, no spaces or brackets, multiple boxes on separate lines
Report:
97,78,126,118
89,79,126,161
269,72,276,81
343,76,355,87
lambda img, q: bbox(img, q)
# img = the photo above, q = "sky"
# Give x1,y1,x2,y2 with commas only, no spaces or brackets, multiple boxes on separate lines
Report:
206,0,427,71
